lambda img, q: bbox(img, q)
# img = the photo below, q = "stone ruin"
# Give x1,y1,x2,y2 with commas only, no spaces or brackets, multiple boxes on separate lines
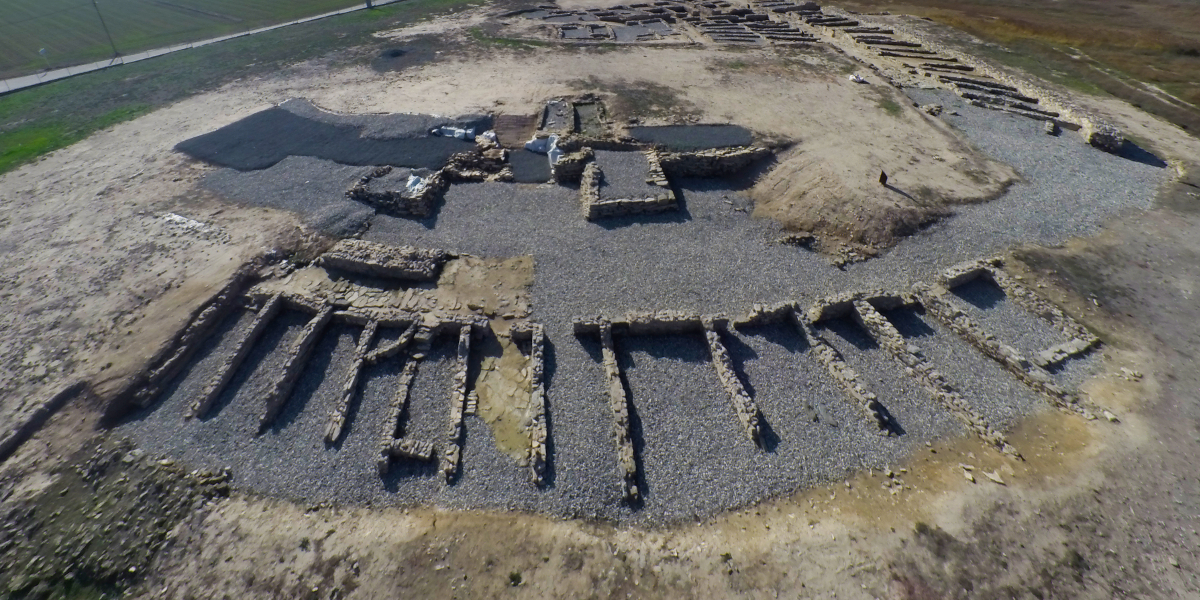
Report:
507,0,1125,150
568,257,1105,499
346,147,511,218
110,230,1106,502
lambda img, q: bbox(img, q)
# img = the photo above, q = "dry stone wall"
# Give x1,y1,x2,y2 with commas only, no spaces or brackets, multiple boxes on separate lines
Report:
790,309,894,431
260,305,334,431
377,360,423,475
702,319,763,446
513,322,550,486
188,294,284,419
939,258,1099,369
126,260,265,412
600,321,640,502
851,299,1019,457
914,283,1095,418
659,146,773,177
325,319,379,443
579,156,679,220
440,325,472,483
316,239,452,281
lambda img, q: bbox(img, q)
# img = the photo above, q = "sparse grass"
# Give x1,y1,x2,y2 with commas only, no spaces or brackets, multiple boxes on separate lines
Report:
841,0,1200,132
0,0,479,176
467,26,552,49
717,59,750,70
0,105,150,174
569,76,700,121
876,96,903,117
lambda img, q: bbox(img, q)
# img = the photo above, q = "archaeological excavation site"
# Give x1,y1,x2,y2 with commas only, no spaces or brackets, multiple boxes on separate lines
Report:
3,0,1199,596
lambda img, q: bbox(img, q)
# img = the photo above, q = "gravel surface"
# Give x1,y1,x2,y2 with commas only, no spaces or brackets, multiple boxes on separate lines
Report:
176,104,478,171
201,156,375,237
627,124,756,151
120,91,1165,523
950,278,1072,358
594,150,661,199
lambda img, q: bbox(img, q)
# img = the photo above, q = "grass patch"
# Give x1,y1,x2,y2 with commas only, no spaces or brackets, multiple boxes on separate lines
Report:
0,104,150,173
0,0,479,176
876,96,903,117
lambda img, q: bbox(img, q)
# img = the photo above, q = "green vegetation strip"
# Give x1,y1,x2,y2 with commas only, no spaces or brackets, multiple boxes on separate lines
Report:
0,0,482,176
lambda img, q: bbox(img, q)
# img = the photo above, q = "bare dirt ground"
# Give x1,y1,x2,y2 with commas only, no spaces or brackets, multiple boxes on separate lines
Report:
1,1,1200,597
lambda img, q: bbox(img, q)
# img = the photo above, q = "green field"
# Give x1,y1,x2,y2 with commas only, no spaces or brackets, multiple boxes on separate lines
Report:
0,0,370,79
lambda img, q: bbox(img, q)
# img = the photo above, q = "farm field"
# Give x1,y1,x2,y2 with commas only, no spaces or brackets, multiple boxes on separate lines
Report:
0,0,366,79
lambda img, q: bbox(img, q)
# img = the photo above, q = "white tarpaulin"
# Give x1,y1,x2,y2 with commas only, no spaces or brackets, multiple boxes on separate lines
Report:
525,134,563,164
431,126,476,140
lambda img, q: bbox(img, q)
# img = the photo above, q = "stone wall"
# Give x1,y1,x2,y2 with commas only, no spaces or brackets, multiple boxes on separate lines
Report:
702,319,763,446
377,360,422,475
552,147,594,184
600,321,640,502
316,239,453,281
260,305,334,431
440,325,472,483
914,282,1095,418
835,11,1125,151
579,159,678,221
325,320,378,443
938,257,1099,369
851,299,1019,457
365,321,419,366
790,309,894,432
121,259,265,415
658,146,773,178
527,323,549,485
188,294,284,419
